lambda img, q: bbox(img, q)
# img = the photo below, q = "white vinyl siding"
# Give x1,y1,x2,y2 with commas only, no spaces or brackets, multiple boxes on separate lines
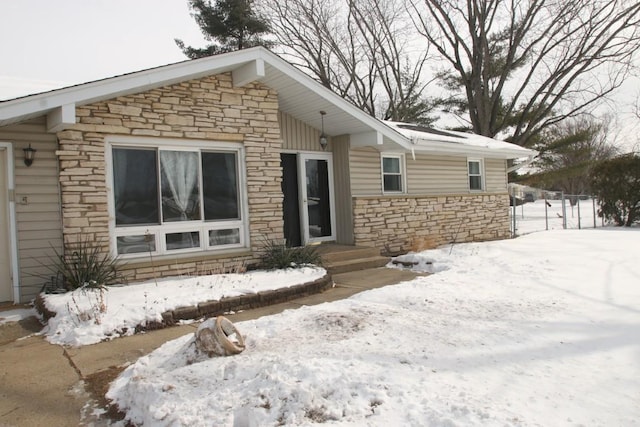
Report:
0,118,63,302
484,158,508,192
405,155,468,194
349,147,382,196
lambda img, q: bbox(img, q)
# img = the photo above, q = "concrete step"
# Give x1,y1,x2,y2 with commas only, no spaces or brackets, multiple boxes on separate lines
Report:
318,245,381,264
323,255,390,275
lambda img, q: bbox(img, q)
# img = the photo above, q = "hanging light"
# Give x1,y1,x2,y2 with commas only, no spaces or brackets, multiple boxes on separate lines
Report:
23,144,36,167
319,111,328,151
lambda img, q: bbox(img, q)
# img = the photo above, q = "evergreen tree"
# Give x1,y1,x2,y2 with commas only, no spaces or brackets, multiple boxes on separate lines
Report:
176,0,271,59
590,154,640,226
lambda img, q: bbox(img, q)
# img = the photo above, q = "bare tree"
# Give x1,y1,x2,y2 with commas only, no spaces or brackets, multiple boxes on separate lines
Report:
263,0,436,125
410,0,640,146
521,115,619,199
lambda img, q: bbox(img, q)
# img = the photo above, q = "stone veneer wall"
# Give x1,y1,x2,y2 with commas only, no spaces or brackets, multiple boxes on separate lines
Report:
353,193,511,254
55,73,284,281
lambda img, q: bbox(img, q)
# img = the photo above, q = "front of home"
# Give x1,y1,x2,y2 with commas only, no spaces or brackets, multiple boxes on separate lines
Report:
0,48,535,303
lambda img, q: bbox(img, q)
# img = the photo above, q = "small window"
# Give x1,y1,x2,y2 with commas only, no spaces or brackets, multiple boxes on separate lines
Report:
382,155,404,193
468,159,484,191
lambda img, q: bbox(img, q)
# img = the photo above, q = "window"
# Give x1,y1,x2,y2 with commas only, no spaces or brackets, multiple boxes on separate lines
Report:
382,154,404,193
468,159,484,191
110,141,246,257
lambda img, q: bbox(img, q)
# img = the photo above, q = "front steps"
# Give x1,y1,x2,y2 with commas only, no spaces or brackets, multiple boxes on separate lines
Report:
315,244,391,275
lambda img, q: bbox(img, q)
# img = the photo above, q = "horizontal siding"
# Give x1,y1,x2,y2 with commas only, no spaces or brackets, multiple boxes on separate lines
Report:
349,147,382,196
406,154,469,194
279,111,332,152
485,158,507,192
0,117,63,302
332,135,353,244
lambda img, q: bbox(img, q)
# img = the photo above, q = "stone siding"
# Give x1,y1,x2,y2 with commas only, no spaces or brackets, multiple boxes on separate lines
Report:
56,73,284,281
353,193,511,254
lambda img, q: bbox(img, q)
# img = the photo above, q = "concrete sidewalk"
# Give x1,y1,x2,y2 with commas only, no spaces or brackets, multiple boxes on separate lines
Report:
0,267,422,426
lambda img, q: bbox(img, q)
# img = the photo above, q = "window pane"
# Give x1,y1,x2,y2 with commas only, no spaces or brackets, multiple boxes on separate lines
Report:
383,157,400,173
209,229,240,246
160,151,201,222
468,161,480,175
202,152,239,220
469,176,482,190
113,148,159,226
117,235,155,255
166,231,200,250
384,175,402,192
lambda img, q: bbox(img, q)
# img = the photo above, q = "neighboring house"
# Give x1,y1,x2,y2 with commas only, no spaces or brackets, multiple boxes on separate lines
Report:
0,47,535,303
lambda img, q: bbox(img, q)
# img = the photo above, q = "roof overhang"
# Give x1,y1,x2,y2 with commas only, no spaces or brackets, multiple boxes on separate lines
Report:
0,47,411,151
0,47,535,160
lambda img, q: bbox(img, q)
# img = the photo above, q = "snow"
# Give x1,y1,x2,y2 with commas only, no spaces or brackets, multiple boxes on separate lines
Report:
0,307,36,325
41,267,326,347
107,229,640,426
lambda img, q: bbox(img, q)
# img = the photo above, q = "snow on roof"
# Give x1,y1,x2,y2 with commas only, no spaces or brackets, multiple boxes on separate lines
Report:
384,121,536,159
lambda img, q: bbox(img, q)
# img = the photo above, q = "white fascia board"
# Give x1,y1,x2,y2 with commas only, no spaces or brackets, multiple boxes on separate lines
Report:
46,103,76,132
232,59,265,87
350,131,383,147
0,48,266,127
412,139,537,159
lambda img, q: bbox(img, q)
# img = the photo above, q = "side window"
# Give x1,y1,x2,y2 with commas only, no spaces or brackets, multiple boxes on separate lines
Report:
468,159,484,191
382,155,404,193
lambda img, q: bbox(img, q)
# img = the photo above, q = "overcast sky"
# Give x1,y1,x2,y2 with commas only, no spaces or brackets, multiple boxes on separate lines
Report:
1,0,638,150
0,0,205,99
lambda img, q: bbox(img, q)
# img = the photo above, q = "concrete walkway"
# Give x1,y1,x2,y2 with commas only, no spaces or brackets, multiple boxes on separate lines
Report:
0,267,422,426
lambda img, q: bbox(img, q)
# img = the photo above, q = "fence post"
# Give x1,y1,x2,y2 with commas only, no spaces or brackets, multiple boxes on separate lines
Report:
577,197,581,229
592,198,597,228
561,192,567,229
544,194,549,231
512,194,517,237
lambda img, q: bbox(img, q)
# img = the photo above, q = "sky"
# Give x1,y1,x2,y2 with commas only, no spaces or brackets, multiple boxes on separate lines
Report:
0,0,205,99
0,0,638,150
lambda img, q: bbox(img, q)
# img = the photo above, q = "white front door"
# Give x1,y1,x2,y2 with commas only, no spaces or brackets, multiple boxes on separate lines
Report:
298,153,336,244
0,148,13,302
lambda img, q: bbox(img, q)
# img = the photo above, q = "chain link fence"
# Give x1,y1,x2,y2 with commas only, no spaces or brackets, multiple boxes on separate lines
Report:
509,191,602,236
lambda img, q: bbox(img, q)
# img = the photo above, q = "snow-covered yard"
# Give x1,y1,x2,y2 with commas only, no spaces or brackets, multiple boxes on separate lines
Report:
107,229,640,426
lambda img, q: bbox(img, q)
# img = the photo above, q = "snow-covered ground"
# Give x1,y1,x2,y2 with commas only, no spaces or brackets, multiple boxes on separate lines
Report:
42,267,326,347
108,229,640,426
511,198,600,235
0,307,35,325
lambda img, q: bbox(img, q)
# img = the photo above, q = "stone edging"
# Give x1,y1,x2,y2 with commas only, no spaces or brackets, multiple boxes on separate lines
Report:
35,274,334,334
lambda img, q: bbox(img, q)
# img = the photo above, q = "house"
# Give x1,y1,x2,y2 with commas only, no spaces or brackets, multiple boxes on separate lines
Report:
0,47,535,303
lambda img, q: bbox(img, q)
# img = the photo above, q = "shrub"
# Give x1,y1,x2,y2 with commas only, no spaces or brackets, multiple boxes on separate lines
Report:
590,154,640,226
42,235,125,292
259,240,323,270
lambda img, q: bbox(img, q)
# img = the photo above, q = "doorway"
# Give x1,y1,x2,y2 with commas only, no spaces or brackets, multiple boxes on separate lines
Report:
280,152,336,246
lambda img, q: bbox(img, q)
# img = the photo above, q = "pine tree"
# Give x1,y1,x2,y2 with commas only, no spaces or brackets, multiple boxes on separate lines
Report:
175,0,271,59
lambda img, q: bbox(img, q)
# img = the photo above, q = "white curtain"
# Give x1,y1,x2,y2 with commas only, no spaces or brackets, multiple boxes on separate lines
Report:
160,151,198,220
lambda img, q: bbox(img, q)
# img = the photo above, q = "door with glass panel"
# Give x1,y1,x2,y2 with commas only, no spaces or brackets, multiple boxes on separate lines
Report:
298,153,335,244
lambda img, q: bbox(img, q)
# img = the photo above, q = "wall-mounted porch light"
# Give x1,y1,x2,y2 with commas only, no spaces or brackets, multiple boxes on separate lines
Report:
319,111,328,151
23,144,36,167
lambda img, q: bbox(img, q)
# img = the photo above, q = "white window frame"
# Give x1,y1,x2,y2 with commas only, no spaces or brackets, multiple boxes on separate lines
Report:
381,153,406,194
467,158,485,191
105,136,249,259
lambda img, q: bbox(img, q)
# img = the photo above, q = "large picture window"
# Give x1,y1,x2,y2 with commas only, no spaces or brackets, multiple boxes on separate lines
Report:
110,141,245,257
